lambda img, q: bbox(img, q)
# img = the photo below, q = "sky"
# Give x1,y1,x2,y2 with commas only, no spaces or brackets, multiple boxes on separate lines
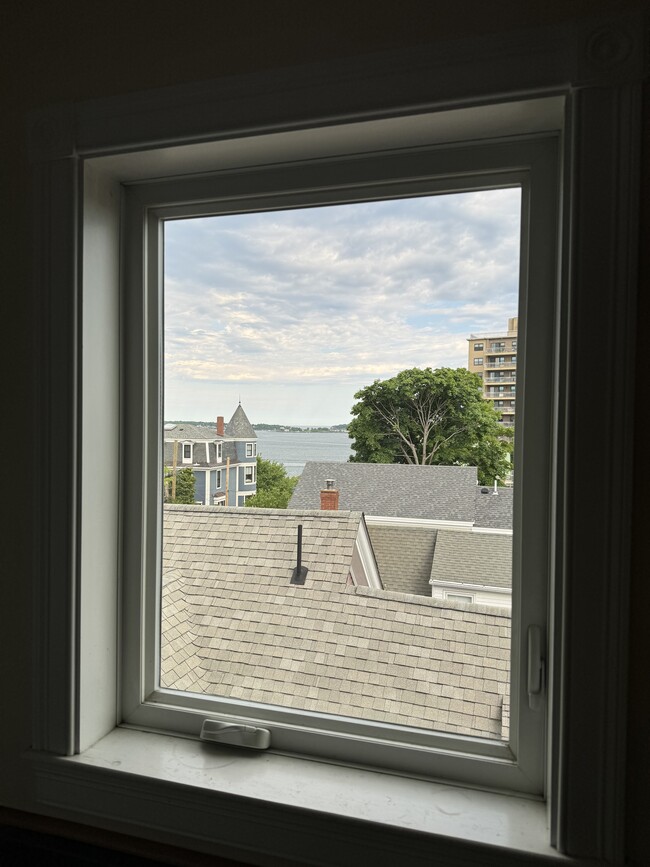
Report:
164,188,521,426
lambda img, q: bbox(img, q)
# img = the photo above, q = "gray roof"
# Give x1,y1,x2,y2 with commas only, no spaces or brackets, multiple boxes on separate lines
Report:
226,403,257,439
367,525,437,596
429,530,512,589
162,438,239,468
163,422,220,441
474,486,513,529
290,463,479,522
161,505,511,739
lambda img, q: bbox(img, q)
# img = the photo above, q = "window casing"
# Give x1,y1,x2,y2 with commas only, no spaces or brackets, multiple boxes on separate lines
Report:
246,442,256,457
119,125,559,796
216,442,222,462
182,442,192,463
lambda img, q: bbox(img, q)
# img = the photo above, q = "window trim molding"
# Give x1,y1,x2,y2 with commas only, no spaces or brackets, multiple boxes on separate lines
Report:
30,14,643,865
120,144,553,796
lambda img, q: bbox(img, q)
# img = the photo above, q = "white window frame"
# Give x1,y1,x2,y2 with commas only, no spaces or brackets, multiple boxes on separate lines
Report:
120,131,553,796
181,441,192,463
445,592,475,604
246,441,256,457
30,17,641,866
215,441,222,462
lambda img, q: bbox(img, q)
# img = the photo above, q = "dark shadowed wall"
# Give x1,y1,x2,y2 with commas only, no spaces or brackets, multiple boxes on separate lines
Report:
1,1,648,863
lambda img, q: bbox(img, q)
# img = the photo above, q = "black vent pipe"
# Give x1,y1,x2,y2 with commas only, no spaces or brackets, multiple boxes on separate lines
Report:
291,524,308,585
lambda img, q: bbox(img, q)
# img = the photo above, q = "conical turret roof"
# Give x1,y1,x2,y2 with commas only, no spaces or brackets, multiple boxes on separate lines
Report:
225,403,257,439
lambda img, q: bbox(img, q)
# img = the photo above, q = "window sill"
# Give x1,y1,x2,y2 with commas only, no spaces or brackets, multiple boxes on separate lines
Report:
30,728,566,867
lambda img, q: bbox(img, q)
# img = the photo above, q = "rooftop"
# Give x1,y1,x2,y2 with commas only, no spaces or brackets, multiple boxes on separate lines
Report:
289,462,513,529
163,403,257,441
290,463,479,522
430,530,512,589
161,506,511,739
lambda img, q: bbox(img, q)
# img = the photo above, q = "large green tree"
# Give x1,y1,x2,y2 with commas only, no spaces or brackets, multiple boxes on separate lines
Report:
245,456,298,509
348,367,512,485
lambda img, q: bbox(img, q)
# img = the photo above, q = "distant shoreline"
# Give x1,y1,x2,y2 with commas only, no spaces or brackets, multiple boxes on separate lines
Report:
165,421,348,434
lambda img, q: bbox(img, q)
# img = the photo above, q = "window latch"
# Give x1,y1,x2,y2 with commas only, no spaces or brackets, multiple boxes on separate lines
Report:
200,719,271,750
527,625,545,711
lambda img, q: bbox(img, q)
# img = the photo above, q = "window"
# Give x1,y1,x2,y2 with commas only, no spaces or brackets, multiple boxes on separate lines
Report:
446,592,474,604
473,357,483,365
118,122,560,796
215,469,222,488
32,24,640,865
216,442,222,462
182,442,192,463
473,342,483,350
246,442,256,457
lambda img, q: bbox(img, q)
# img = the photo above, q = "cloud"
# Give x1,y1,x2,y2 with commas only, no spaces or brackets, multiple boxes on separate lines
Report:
164,189,520,422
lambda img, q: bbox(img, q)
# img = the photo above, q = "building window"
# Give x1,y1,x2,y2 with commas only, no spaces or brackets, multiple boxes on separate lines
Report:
446,592,474,604
473,358,483,365
182,442,192,463
473,342,484,350
216,442,222,462
246,442,257,457
117,124,560,797
215,469,222,488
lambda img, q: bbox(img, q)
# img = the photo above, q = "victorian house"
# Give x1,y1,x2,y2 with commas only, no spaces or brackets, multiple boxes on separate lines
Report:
163,403,258,506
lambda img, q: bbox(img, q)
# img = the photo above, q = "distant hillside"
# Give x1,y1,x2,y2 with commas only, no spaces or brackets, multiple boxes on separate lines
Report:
165,420,348,433
253,423,349,433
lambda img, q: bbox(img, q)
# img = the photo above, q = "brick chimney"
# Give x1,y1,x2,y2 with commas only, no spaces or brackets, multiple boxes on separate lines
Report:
320,479,339,510
216,416,224,436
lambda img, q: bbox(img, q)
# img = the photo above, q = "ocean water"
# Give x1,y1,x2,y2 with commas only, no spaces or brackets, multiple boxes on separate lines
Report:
255,430,353,476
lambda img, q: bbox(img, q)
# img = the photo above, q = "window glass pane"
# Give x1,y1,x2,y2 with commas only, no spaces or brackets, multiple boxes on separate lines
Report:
161,189,520,741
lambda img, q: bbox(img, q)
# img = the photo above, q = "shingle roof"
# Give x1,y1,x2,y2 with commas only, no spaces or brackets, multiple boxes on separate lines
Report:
367,525,437,596
161,505,510,739
429,530,512,589
163,422,219,441
289,463,479,522
226,404,257,439
474,486,513,529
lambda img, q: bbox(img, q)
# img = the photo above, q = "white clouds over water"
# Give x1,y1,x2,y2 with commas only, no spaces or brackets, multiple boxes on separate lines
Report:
164,189,520,425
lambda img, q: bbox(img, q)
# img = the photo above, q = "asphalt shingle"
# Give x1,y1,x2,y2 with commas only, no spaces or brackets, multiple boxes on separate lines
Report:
161,506,511,740
367,525,437,596
429,530,512,589
290,463,479,521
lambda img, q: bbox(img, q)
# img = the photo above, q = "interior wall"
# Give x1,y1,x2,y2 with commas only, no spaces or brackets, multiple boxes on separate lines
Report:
1,1,648,862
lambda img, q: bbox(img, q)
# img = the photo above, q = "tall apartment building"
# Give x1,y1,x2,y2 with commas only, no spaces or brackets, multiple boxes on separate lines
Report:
467,317,517,427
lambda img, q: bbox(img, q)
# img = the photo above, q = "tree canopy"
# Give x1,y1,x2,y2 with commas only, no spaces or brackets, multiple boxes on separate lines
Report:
348,367,512,485
164,466,197,504
245,456,298,509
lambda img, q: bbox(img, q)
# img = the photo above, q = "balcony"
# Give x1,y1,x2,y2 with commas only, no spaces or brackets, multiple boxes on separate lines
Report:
485,361,517,369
